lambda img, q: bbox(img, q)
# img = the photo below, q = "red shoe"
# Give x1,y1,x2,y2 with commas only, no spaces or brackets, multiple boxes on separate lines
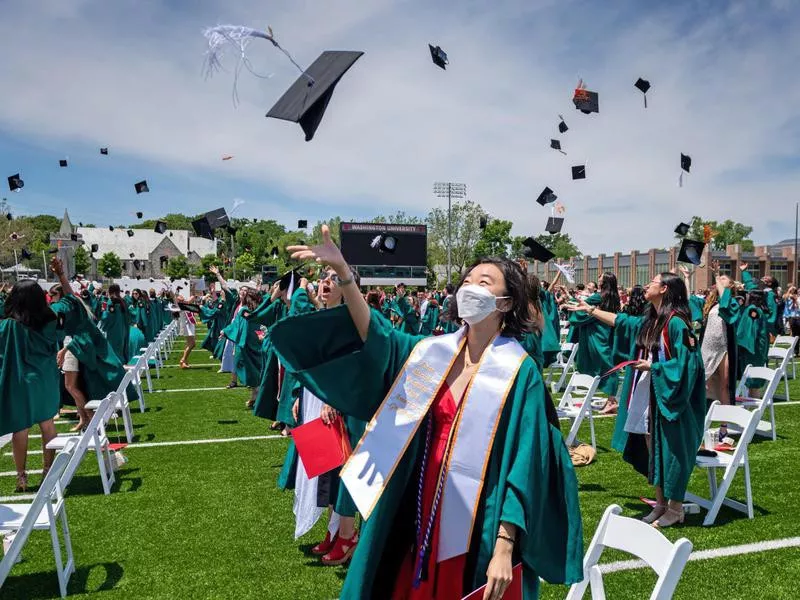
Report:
311,531,336,556
321,532,358,566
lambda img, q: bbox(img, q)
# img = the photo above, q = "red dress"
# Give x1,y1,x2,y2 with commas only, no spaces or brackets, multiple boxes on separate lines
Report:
392,383,467,600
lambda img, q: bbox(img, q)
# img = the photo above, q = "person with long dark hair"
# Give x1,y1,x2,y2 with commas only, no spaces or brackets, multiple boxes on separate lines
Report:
268,226,582,599
520,270,546,372
567,272,705,528
100,283,131,363
623,285,647,317
568,272,621,413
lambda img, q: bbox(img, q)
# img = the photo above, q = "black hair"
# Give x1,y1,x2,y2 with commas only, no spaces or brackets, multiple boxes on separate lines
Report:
746,290,769,312
762,276,778,292
445,283,454,295
446,257,532,338
598,272,621,313
576,283,585,291
542,281,550,291
636,273,691,349
527,273,543,331
623,285,647,317
4,280,57,330
108,284,121,295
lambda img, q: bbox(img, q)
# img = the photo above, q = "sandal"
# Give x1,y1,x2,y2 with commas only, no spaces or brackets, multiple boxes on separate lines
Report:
245,399,255,409
270,422,285,431
14,473,27,493
311,532,337,556
653,507,684,528
321,532,358,566
641,503,667,524
226,382,238,389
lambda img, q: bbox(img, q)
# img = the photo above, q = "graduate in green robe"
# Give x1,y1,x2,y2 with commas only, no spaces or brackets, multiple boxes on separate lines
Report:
520,273,546,373
437,284,460,334
568,273,621,406
272,229,582,599
99,284,132,363
393,283,419,334
567,272,706,528
221,287,267,406
199,297,228,356
539,285,562,368
418,298,440,336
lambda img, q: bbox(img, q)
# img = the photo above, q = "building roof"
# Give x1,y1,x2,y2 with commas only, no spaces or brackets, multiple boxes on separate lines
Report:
75,227,216,261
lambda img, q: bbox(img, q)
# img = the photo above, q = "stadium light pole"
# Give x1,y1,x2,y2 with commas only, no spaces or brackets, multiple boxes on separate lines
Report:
433,182,467,284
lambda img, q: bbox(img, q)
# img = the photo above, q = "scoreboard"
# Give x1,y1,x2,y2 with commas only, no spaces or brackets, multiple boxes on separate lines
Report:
339,222,427,267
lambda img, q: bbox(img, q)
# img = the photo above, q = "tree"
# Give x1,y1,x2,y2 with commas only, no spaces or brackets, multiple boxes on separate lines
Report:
370,211,425,225
73,246,91,276
680,216,755,252
519,233,582,261
197,254,224,284
98,252,122,278
133,213,198,232
426,199,484,276
165,255,190,279
235,251,256,280
473,219,513,259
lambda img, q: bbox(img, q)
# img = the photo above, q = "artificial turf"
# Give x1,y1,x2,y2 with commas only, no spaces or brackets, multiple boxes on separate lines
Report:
1,328,799,599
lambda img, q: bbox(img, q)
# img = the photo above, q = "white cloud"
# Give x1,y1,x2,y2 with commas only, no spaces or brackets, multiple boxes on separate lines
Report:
0,0,798,255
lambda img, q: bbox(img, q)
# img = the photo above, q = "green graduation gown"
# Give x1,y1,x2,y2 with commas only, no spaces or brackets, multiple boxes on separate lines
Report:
418,304,440,336
568,293,617,395
689,295,705,325
213,289,241,359
520,331,545,373
394,294,419,334
270,307,583,599
610,313,706,501
438,296,460,334
100,299,132,363
275,289,317,426
251,301,286,420
199,300,227,356
540,290,561,367
222,302,270,388
128,325,146,364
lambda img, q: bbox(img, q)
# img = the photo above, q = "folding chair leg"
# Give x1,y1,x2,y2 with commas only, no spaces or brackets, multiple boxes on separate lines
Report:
95,444,113,495
770,403,776,441
123,406,133,444
144,366,153,393
589,413,596,449
743,460,754,519
48,514,69,598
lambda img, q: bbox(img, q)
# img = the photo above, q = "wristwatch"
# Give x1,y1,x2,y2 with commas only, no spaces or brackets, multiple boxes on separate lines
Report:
339,276,355,286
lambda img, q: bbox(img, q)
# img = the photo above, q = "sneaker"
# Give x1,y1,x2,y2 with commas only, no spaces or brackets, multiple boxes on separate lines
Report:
311,532,336,556
321,533,358,566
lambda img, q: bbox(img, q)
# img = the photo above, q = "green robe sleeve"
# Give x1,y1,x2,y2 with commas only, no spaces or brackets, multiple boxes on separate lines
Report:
718,288,741,326
650,317,704,420
244,297,282,327
612,313,643,363
689,296,704,323
269,306,425,422
741,270,758,291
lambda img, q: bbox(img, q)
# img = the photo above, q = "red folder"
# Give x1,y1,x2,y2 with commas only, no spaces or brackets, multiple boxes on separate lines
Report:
291,416,352,479
601,360,638,378
462,563,523,600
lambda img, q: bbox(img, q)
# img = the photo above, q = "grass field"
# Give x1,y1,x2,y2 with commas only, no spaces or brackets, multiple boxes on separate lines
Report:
2,326,799,600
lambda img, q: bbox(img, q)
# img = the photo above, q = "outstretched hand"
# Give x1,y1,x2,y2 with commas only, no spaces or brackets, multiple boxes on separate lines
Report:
287,225,346,272
564,299,591,313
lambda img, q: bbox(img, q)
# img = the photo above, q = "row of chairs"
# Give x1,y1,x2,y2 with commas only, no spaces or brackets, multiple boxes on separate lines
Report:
0,321,179,597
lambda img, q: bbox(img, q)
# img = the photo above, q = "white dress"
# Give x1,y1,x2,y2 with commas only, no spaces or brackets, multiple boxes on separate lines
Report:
701,304,727,381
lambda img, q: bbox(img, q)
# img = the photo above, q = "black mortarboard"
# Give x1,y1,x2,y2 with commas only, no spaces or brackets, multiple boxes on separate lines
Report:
677,238,705,266
154,220,167,234
545,217,564,234
573,88,599,114
679,153,692,187
134,180,149,194
550,139,567,155
109,225,114,231
59,159,68,168
266,50,364,142
90,243,99,253
192,217,213,239
226,225,237,236
21,248,32,260
8,174,23,192
5,213,11,221
278,266,304,291
78,222,83,227
479,216,488,229
558,116,568,134
536,187,557,206
674,222,691,237
298,219,307,229
70,233,79,242
133,260,141,270
429,44,448,70
571,165,586,180
522,237,554,262
129,252,135,258
127,230,135,237
634,78,651,107
136,211,143,219
270,246,279,258
100,147,109,155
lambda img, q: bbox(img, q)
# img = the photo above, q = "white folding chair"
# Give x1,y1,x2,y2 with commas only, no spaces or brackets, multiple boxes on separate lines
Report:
557,373,600,448
767,346,793,401
546,342,578,393
771,335,798,379
566,504,692,600
0,452,76,598
85,371,134,443
684,402,760,526
47,395,116,495
734,365,782,440
124,354,147,412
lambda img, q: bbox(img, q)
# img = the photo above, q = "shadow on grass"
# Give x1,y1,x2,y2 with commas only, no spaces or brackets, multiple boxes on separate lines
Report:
579,483,607,493
0,561,124,599
64,468,143,497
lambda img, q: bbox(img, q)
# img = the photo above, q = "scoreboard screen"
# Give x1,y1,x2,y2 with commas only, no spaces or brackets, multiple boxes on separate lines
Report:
339,222,427,267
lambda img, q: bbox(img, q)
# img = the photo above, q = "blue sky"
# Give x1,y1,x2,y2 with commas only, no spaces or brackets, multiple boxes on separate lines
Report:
1,0,798,254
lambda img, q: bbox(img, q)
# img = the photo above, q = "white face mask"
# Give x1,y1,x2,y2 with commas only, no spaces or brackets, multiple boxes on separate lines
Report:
456,284,509,325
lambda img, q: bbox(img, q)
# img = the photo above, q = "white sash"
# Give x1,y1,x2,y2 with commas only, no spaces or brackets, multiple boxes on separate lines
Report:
340,328,527,561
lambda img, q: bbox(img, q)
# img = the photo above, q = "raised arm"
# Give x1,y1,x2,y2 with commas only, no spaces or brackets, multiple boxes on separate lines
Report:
287,225,370,341
209,265,229,292
50,257,73,296
564,298,618,327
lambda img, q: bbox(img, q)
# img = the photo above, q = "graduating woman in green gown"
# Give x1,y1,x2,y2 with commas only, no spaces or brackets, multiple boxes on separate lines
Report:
519,272,545,373
99,284,131,363
221,287,266,407
567,272,706,528
271,227,582,600
437,284,460,335
199,295,228,357
568,272,620,413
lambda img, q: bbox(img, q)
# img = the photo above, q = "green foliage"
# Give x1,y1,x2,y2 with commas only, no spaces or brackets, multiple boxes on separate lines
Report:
235,251,256,280
682,216,755,252
529,233,582,261
473,219,513,259
165,255,190,279
98,252,123,278
73,245,92,275
133,213,198,231
426,199,484,276
198,254,224,284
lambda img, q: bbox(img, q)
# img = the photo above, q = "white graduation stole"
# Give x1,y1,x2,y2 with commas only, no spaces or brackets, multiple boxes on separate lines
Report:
340,327,527,561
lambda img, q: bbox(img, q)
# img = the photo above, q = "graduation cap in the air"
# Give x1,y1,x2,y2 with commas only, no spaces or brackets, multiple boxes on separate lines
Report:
59,159,68,168
573,80,599,114
135,211,143,219
270,246,279,259
558,115,568,134
550,139,566,155
278,266,304,292
266,50,364,142
297,219,308,229
479,216,488,229
571,165,586,180
5,212,11,221
545,217,564,234
70,233,80,242
634,78,651,108
134,180,149,194
429,44,448,69
7,174,23,192
129,252,135,258
21,248,32,260
100,147,109,155
154,220,167,234
674,222,691,237
679,154,691,187
90,243,99,253
370,233,397,254
133,260,141,270
126,230,135,238
226,225,237,237
677,238,705,266
522,237,554,263
108,225,115,231
536,187,557,206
